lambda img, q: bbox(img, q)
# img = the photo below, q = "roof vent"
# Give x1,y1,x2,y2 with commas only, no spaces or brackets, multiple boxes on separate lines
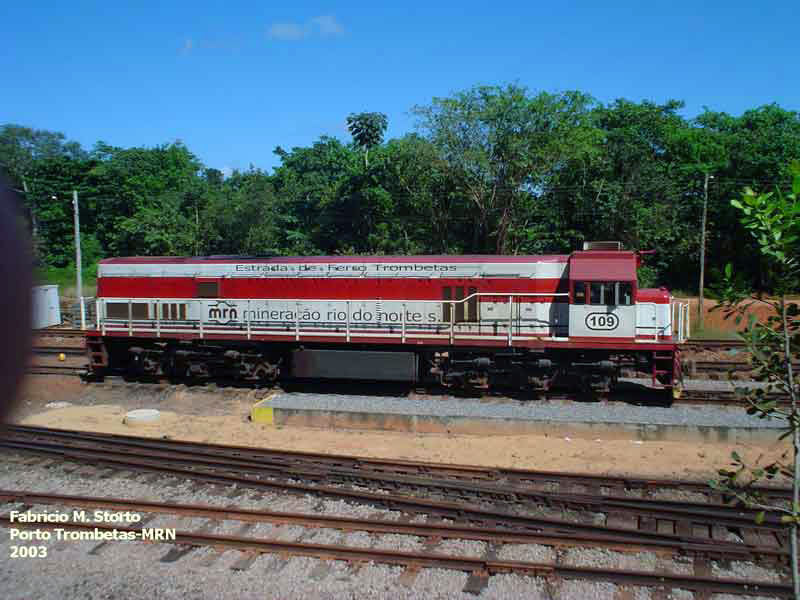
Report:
582,241,623,251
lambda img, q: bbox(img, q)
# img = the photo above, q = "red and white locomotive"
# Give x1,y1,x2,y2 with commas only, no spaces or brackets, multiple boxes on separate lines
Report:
86,242,689,397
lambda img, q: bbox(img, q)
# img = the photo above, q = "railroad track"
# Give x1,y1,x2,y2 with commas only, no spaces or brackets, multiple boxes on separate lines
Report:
27,339,87,376
688,360,799,373
685,339,747,351
33,327,86,338
0,489,790,598
0,426,791,566
679,389,790,406
25,365,87,376
3,424,790,501
31,346,85,356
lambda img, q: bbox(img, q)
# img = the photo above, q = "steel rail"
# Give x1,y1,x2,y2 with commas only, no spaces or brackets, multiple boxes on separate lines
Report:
677,391,792,410
685,339,747,348
0,515,790,597
4,424,791,501
0,439,789,561
0,490,759,558
25,365,87,376
30,346,86,355
0,433,788,531
690,360,800,373
33,328,86,337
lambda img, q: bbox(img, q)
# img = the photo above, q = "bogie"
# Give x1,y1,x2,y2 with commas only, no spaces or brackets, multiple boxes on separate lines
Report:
92,337,674,400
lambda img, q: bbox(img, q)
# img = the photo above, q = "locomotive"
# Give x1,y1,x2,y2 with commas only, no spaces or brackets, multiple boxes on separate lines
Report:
85,242,689,398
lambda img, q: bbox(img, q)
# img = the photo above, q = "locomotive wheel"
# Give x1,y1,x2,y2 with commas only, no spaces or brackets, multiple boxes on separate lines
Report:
251,362,279,385
186,362,210,379
160,349,180,378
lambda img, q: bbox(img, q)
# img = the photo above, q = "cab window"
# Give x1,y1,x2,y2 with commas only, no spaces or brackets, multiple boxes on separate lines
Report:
587,281,633,305
618,282,633,305
589,282,613,305
573,282,586,305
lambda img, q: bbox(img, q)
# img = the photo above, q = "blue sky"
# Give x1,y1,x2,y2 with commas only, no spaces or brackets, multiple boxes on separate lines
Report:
3,1,798,174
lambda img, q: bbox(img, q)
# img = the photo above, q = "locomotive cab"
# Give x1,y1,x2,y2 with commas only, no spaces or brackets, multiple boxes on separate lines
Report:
567,247,637,340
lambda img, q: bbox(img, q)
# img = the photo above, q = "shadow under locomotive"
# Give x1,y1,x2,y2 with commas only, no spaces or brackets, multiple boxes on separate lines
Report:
89,366,674,408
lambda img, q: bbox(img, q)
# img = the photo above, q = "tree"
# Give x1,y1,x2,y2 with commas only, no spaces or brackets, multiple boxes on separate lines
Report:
413,85,600,253
24,156,97,267
115,192,196,256
199,168,293,256
670,125,729,327
380,134,465,253
5,94,799,295
0,125,87,255
0,125,86,185
271,137,357,254
696,105,800,290
711,162,800,597
346,112,388,168
87,141,203,256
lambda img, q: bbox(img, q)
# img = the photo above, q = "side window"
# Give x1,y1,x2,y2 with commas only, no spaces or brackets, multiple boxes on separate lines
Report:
131,303,149,319
574,282,585,305
106,302,148,319
106,303,128,319
618,282,633,306
444,285,477,323
196,281,219,298
466,287,478,322
454,286,465,323
159,303,187,320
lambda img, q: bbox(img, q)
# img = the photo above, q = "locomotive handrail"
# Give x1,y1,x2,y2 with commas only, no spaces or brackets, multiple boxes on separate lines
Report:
671,299,690,344
97,293,570,346
94,292,680,348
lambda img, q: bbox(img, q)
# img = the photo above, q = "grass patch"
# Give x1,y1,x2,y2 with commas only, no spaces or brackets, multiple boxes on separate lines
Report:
689,325,741,340
35,264,98,299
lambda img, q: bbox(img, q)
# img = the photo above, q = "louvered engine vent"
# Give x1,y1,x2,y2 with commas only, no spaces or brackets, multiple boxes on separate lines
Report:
582,241,623,251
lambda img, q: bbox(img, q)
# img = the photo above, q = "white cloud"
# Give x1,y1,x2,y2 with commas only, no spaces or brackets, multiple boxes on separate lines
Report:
267,23,308,41
267,15,344,41
310,15,344,36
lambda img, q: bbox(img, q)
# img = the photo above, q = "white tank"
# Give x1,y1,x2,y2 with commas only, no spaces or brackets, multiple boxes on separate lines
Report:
32,285,61,329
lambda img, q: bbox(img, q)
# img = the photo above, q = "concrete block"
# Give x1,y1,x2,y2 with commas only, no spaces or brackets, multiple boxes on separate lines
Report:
251,397,274,425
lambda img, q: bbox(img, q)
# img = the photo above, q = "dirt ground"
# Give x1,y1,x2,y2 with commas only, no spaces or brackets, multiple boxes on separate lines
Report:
685,297,799,334
7,375,790,483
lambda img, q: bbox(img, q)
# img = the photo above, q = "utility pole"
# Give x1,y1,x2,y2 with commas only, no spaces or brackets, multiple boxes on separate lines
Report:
698,172,711,330
72,190,86,329
22,177,38,241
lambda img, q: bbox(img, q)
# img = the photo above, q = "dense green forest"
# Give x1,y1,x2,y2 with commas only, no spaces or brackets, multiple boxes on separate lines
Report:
2,84,799,293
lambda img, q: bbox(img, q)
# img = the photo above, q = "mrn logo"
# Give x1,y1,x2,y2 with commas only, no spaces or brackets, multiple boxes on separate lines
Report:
207,301,238,324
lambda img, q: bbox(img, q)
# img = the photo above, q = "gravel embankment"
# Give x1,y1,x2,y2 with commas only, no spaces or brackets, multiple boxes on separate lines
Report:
0,454,785,599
